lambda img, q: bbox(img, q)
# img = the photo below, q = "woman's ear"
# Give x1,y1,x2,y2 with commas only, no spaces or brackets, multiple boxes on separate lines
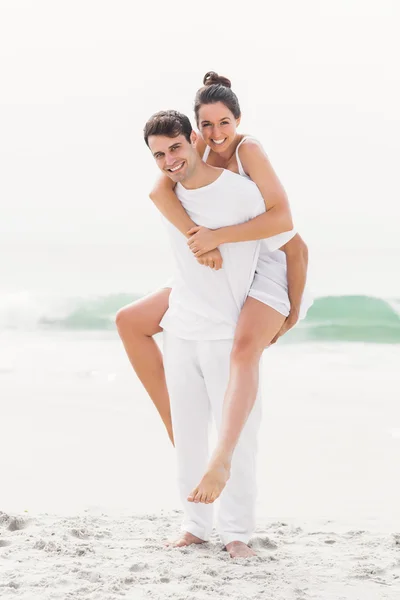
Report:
236,116,241,128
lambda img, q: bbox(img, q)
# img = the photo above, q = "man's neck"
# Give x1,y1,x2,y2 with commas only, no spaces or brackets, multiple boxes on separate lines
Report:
180,161,224,190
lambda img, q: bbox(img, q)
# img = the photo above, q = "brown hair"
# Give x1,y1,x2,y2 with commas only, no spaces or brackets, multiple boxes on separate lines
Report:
194,71,241,124
144,110,193,146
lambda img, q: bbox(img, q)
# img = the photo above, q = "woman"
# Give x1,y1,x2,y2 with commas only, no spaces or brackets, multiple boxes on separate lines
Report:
116,71,312,505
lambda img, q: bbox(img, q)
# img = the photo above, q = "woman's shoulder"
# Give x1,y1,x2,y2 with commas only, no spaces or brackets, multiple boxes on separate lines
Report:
237,135,265,154
237,135,269,168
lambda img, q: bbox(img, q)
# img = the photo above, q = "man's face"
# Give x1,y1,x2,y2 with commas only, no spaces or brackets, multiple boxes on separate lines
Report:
148,133,198,183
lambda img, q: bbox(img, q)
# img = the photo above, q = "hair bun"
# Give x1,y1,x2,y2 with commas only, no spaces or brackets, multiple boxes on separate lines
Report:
203,71,232,89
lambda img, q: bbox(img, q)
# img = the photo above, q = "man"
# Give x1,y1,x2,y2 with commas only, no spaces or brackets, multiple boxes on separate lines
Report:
144,110,267,558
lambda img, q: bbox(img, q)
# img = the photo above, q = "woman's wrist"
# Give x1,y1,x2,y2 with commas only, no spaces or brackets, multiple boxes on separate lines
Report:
288,306,300,320
215,227,229,245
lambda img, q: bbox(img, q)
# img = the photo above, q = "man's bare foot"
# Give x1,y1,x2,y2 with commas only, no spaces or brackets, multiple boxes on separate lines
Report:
165,531,206,548
225,541,256,558
188,460,231,504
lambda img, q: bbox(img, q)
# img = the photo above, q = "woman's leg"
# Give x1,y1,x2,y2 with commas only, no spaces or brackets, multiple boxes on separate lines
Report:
115,288,173,445
188,297,286,503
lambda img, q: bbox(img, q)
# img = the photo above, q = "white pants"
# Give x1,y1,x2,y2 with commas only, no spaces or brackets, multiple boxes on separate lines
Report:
163,332,262,546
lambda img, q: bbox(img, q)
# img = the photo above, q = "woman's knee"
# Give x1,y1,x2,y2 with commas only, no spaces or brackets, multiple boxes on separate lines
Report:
115,303,144,336
231,335,263,365
115,292,167,337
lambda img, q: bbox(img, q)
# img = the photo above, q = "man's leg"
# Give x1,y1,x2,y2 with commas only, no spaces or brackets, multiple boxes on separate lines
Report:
199,339,262,556
163,332,214,544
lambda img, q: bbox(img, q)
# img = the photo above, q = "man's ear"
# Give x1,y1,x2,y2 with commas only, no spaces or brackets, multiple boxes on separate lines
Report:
190,130,198,146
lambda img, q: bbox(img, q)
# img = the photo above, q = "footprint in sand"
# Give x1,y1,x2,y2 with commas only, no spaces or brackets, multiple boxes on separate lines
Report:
70,528,90,539
129,563,148,573
8,517,30,532
351,563,386,580
203,567,218,577
345,530,365,538
0,512,10,526
293,588,308,598
251,536,278,550
392,534,400,546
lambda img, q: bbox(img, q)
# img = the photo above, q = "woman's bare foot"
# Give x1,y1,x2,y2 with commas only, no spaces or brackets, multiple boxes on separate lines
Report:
165,531,206,548
226,541,256,558
187,460,231,504
167,427,175,447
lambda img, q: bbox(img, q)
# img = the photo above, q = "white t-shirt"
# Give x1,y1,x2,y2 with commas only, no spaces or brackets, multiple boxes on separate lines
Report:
160,169,265,340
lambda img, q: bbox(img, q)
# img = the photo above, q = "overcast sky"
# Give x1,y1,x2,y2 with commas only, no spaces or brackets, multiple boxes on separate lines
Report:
1,0,399,252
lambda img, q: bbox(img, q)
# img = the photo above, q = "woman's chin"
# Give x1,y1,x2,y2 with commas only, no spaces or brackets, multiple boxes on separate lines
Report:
209,141,229,153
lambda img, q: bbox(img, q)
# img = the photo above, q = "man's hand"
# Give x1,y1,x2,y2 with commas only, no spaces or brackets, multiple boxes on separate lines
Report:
187,226,221,257
270,311,299,344
196,248,223,270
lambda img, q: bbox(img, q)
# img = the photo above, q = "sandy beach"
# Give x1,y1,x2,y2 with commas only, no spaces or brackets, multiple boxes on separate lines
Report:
1,509,400,599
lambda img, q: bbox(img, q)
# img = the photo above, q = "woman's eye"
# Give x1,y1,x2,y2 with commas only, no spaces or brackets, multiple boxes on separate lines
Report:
221,121,229,125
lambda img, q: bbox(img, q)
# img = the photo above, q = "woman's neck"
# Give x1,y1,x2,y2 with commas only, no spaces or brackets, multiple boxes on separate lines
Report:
210,134,244,166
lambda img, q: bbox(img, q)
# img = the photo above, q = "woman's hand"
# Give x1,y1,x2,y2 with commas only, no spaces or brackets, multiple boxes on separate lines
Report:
187,226,221,257
270,311,299,344
196,248,223,270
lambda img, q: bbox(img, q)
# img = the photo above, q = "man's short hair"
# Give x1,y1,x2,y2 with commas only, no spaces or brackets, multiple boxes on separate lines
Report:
144,110,193,146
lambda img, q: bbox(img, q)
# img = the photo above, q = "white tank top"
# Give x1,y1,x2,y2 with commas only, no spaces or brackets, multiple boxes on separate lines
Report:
202,137,296,252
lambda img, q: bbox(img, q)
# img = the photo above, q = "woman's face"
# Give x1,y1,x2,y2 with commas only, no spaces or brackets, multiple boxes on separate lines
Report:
198,102,240,153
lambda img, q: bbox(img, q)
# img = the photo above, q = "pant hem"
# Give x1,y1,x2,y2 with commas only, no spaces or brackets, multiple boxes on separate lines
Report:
182,521,211,542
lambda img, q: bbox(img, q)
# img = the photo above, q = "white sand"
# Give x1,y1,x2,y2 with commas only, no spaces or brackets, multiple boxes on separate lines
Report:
1,509,400,599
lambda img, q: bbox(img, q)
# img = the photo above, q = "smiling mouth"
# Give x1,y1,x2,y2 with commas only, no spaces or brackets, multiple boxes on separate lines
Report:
168,161,185,173
212,138,227,145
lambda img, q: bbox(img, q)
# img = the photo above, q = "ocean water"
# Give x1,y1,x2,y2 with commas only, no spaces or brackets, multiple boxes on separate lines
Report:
1,241,399,517
1,242,399,343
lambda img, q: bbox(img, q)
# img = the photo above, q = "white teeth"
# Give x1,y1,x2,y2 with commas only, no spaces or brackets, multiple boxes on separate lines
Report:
212,139,226,145
170,162,184,172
